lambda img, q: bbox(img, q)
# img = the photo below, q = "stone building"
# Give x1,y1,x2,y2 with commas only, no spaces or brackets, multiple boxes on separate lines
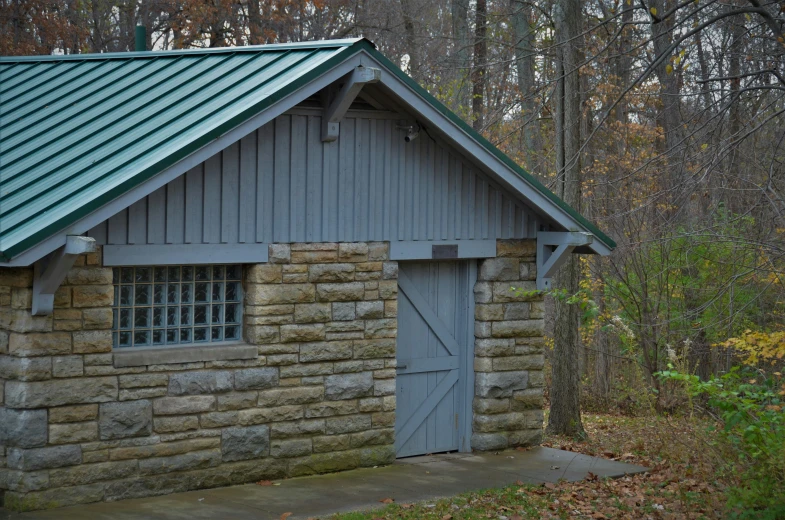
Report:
0,39,614,511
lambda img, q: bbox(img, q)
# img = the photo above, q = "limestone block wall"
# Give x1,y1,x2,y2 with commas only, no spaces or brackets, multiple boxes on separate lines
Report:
0,243,398,512
472,240,546,451
0,238,546,512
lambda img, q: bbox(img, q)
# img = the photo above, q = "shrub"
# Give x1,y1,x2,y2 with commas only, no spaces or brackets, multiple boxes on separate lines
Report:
658,366,785,518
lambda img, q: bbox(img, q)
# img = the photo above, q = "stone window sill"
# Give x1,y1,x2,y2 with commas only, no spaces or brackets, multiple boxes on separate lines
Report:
113,343,258,368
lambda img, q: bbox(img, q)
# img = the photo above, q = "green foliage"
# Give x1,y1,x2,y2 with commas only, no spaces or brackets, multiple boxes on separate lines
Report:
604,209,784,378
515,286,600,325
658,367,785,518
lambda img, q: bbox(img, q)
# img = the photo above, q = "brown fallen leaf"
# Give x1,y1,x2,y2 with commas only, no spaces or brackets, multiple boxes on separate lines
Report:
379,497,394,504
544,482,556,490
511,516,523,520
400,503,414,509
257,480,273,486
280,513,292,520
442,515,453,520
515,480,525,486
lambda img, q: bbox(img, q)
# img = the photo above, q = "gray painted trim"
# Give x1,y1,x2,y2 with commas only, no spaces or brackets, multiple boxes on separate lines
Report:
461,260,477,453
322,66,381,141
103,244,269,266
32,236,96,315
1,54,366,267
364,54,612,257
390,240,497,260
113,343,257,368
535,231,594,290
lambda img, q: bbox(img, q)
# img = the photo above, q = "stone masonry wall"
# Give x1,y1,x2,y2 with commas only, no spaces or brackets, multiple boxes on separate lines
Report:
472,240,546,451
0,238,545,512
0,242,398,512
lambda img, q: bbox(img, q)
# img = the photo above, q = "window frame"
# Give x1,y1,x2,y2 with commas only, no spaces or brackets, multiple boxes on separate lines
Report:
111,264,244,350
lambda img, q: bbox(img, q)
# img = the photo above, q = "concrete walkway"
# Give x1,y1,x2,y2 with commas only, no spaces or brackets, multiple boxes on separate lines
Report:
1,448,647,520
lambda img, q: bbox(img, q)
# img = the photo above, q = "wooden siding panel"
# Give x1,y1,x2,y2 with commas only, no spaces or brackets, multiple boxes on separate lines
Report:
306,115,322,242
203,154,222,243
290,115,307,242
166,175,185,244
127,199,147,245
257,120,275,244
273,116,291,243
89,113,540,247
147,186,166,244
184,165,203,244
239,133,257,243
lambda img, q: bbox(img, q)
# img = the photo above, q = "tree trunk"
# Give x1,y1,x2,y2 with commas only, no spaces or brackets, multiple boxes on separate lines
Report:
615,2,633,124
400,0,419,80
510,0,539,171
650,0,682,161
547,0,585,439
452,0,472,115
471,0,487,131
695,32,713,113
726,10,743,213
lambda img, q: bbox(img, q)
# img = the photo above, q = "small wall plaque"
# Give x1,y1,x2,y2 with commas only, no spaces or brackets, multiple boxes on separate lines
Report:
432,244,458,259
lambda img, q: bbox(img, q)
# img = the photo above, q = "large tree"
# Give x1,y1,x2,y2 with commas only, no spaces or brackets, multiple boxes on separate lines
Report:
548,0,585,438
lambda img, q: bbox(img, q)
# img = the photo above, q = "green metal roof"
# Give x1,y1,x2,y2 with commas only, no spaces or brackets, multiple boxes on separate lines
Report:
0,38,613,262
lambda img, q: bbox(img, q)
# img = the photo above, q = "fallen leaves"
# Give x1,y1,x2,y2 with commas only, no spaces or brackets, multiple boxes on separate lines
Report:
257,480,273,486
279,513,292,520
330,413,727,520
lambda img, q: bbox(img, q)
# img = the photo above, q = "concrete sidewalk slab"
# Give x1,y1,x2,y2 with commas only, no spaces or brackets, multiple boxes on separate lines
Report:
0,447,647,520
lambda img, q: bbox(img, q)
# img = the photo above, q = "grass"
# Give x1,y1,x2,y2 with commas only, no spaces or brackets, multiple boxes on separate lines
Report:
329,412,728,520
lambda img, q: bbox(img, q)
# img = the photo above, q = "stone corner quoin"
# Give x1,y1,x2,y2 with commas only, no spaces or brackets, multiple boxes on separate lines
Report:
0,240,545,512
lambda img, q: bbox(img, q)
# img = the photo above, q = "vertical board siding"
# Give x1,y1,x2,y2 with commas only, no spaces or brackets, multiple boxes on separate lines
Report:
184,165,203,244
203,154,222,243
90,114,540,246
239,133,257,243
221,141,240,244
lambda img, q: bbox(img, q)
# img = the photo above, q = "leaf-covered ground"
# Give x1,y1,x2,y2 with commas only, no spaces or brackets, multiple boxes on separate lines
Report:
330,413,727,520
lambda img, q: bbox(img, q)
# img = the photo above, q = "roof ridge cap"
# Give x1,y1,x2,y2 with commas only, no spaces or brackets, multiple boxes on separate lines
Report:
0,38,368,63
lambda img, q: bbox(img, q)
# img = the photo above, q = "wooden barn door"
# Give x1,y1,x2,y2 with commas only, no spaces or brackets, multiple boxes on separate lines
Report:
395,261,475,458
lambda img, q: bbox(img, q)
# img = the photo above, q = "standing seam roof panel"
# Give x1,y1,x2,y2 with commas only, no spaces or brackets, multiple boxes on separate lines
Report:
1,59,135,122
0,61,62,94
0,45,353,254
1,57,200,159
2,54,251,169
1,60,98,112
1,59,154,137
1,50,322,225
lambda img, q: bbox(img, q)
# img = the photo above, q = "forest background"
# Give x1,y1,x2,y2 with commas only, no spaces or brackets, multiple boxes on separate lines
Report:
3,0,785,515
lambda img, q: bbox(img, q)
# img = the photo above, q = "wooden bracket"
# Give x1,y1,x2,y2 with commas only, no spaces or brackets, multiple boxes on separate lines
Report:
536,231,593,290
322,66,381,142
32,236,96,315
